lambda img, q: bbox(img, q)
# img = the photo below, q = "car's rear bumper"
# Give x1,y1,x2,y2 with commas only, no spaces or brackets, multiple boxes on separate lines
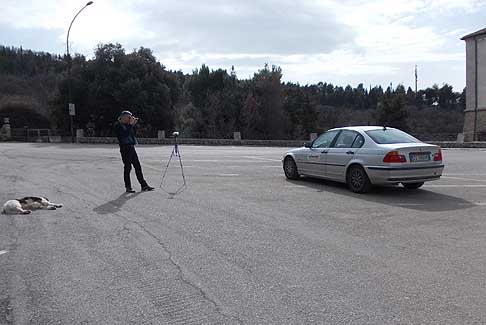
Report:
365,165,444,184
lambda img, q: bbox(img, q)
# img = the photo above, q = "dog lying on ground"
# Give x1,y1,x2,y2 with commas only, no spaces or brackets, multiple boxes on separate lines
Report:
2,197,63,215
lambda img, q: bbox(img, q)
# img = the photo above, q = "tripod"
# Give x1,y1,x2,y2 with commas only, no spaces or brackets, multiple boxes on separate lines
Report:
160,133,187,195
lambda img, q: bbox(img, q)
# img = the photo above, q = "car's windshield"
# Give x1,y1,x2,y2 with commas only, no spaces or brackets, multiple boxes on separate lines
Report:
365,129,420,144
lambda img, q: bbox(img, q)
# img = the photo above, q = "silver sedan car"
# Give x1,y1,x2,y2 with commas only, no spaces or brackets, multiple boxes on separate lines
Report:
282,126,444,193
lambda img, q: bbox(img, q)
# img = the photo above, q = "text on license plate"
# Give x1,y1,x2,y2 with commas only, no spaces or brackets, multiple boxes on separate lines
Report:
410,152,431,162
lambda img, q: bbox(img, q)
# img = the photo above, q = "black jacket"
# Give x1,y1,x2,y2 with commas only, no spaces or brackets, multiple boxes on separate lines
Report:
115,122,138,145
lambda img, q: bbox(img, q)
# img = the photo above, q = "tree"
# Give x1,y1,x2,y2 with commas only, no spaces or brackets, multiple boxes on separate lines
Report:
0,44,466,140
459,88,466,111
424,84,439,106
368,86,383,109
284,85,317,138
48,43,177,135
438,83,456,109
252,64,287,139
375,90,408,131
240,94,259,138
354,84,367,110
344,85,354,107
406,87,415,106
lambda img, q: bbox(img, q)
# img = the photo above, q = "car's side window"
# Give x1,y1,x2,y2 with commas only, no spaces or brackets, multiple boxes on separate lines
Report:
333,130,358,148
312,131,340,149
351,133,365,148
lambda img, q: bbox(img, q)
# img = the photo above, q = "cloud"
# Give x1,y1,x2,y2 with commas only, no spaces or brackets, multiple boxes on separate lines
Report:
0,0,150,54
0,0,483,89
426,0,486,12
0,24,65,54
0,0,355,55
137,0,354,55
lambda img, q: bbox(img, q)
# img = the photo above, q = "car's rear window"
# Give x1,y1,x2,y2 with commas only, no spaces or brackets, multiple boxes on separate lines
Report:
365,129,420,144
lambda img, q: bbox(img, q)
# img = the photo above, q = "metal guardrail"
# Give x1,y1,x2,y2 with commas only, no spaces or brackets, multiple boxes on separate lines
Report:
0,128,468,146
10,128,51,141
412,133,459,142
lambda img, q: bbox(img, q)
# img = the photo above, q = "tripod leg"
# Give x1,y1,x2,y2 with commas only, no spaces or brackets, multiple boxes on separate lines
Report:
177,148,186,188
160,147,176,188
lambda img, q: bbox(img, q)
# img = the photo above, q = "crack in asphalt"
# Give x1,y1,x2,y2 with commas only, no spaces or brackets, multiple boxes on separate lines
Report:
1,149,243,323
133,221,244,325
49,185,241,322
0,296,14,324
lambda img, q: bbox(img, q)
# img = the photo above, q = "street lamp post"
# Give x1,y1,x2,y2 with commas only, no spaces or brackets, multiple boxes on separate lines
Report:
66,1,93,143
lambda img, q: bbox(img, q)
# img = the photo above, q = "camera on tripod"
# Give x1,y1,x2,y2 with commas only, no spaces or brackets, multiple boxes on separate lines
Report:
160,130,186,195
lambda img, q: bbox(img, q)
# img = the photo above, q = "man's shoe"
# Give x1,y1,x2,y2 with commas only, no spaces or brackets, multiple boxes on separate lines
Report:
126,188,136,193
141,185,155,192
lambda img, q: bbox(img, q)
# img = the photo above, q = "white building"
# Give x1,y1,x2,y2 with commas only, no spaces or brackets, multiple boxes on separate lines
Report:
462,28,486,141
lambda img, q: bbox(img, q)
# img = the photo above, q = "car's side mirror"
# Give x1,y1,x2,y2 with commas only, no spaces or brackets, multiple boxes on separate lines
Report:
304,142,312,148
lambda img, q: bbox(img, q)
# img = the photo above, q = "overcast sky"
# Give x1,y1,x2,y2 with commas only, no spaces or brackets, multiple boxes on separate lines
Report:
1,0,485,90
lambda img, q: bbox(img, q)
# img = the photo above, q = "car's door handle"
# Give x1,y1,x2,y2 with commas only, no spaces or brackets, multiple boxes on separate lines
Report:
346,151,355,155
321,150,328,154
309,155,319,158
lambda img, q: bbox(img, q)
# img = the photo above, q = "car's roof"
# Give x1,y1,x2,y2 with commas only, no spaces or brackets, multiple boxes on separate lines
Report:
328,126,395,132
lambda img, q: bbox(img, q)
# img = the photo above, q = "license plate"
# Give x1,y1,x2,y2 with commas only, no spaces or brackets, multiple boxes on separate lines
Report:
410,152,431,162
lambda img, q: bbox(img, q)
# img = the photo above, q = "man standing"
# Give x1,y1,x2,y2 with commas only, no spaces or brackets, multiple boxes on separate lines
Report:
115,110,154,193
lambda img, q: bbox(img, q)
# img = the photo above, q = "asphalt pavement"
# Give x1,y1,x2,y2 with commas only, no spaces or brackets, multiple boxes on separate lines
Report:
1,143,485,323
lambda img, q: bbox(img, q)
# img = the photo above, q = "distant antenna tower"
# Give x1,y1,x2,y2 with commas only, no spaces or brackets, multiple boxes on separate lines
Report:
415,65,418,95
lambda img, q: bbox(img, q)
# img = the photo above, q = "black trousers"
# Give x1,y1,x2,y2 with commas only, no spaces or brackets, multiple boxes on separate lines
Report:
120,145,148,189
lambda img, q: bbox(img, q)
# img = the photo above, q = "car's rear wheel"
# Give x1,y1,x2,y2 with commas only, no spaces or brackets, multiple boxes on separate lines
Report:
347,165,372,193
283,157,299,180
402,182,424,189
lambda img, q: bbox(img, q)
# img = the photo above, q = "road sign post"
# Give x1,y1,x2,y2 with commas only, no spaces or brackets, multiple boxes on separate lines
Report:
69,103,76,116
69,103,75,143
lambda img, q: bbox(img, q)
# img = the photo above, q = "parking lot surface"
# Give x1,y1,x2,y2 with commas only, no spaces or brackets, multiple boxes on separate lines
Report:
1,143,485,323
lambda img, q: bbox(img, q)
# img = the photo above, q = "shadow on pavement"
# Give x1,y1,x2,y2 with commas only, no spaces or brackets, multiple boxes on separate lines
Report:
93,192,141,215
286,177,475,212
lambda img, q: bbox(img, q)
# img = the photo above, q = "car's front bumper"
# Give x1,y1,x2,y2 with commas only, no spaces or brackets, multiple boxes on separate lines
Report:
365,165,445,184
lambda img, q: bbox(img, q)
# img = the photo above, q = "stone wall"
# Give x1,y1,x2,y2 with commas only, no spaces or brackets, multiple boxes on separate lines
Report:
77,136,305,147
463,33,486,141
76,136,486,148
463,109,486,141
478,36,486,110
4,133,486,148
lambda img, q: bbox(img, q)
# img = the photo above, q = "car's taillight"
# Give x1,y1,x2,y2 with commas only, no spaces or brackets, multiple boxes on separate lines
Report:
383,151,407,163
433,148,443,161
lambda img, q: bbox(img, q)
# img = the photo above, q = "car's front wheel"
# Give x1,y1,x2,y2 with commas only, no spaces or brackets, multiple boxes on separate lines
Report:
402,182,424,189
347,165,372,193
283,157,299,180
